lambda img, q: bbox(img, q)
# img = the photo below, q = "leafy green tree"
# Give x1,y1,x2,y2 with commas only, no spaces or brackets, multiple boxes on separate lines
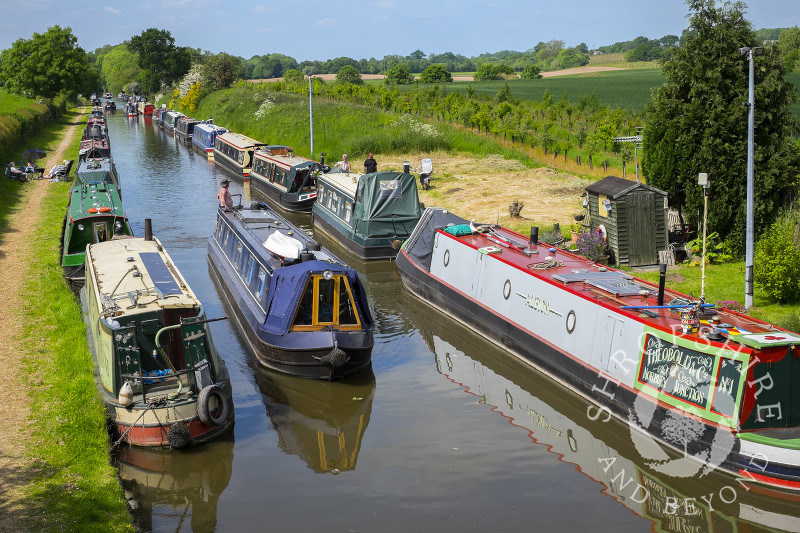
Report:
778,27,800,71
284,69,305,84
520,64,541,79
128,28,191,93
100,45,141,94
419,64,452,83
556,47,590,69
496,83,513,103
0,25,96,99
385,63,414,85
202,53,242,91
336,64,363,85
642,0,800,248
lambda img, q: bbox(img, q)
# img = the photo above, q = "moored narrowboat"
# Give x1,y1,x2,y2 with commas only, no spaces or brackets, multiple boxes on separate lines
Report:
207,201,374,379
137,101,155,116
75,156,121,193
213,131,266,178
82,234,234,448
250,146,322,212
191,121,227,159
61,181,132,289
174,117,200,142
125,101,139,117
397,206,800,493
313,171,423,260
79,138,111,161
163,110,185,135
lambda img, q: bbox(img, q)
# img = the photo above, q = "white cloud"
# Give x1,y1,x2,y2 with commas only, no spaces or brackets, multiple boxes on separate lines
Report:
104,6,121,14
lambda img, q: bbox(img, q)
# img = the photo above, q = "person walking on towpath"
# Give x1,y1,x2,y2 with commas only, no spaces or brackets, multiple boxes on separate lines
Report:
217,179,233,208
363,153,377,173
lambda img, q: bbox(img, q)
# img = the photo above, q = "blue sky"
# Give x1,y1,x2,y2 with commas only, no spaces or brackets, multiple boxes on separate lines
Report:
0,0,797,61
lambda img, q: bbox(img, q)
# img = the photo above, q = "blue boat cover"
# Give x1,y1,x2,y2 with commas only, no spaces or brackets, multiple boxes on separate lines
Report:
262,260,371,335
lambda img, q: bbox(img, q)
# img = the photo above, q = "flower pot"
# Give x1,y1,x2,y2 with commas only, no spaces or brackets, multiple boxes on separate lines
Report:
571,231,579,244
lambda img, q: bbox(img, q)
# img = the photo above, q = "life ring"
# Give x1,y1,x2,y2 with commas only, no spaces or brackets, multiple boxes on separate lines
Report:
197,384,231,427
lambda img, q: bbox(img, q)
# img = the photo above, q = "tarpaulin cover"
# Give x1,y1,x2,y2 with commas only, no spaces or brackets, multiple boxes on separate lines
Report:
353,172,422,238
403,208,469,272
261,260,372,335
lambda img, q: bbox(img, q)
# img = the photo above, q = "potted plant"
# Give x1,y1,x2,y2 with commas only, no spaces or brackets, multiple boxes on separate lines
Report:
576,230,611,264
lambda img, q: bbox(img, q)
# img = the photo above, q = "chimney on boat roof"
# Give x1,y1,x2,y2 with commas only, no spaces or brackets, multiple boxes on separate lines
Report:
144,219,153,241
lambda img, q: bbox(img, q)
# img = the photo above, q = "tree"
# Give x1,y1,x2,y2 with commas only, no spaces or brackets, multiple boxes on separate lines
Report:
284,69,305,83
0,25,96,99
385,63,414,85
336,64,363,85
202,53,242,91
778,27,800,71
496,83,513,103
642,0,800,248
99,45,141,94
419,64,452,84
128,28,191,93
520,64,541,79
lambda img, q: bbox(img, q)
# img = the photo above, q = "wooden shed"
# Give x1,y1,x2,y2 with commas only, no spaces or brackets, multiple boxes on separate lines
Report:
584,176,668,267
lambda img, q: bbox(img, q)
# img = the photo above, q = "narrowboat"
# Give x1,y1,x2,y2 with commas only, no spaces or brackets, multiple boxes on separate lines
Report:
75,157,121,193
213,131,266,178
255,367,375,473
313,171,423,260
174,117,200,142
81,233,235,448
397,207,800,493
82,120,108,142
104,99,116,112
163,110,185,135
207,201,374,379
250,146,321,212
125,100,139,117
154,106,167,127
61,180,132,289
79,138,111,161
137,101,155,116
191,121,227,159
421,306,800,530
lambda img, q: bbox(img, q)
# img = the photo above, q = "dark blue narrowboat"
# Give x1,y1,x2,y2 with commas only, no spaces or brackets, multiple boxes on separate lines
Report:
191,121,228,159
207,201,374,380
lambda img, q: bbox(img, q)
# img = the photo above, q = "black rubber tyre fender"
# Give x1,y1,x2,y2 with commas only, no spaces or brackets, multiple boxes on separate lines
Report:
197,385,230,427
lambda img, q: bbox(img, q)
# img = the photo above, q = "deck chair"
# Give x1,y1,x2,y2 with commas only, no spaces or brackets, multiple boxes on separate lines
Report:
50,160,74,181
415,158,433,190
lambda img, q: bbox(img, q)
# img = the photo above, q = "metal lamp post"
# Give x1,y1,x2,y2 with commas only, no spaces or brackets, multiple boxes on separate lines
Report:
698,172,709,299
739,46,762,310
308,75,314,157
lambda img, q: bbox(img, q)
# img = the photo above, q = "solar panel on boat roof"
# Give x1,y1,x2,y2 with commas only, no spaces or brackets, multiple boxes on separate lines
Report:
553,271,633,284
587,278,652,296
139,252,183,297
241,210,284,224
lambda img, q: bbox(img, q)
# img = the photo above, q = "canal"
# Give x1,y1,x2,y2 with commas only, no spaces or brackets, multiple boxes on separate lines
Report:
106,110,799,532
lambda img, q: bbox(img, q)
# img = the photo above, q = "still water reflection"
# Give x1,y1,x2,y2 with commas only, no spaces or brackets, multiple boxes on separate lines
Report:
105,111,800,532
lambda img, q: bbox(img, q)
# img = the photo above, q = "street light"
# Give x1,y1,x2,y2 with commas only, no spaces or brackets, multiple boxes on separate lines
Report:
308,75,315,157
698,172,709,299
739,46,762,310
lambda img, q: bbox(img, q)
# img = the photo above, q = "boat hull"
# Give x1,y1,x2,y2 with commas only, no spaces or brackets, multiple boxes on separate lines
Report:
250,176,316,212
312,210,399,260
208,242,372,380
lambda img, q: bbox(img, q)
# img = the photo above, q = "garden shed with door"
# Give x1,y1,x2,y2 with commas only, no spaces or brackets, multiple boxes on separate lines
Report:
584,175,668,267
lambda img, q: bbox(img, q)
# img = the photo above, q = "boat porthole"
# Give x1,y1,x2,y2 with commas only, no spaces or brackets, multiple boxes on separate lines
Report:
503,280,511,300
566,310,576,334
443,249,450,267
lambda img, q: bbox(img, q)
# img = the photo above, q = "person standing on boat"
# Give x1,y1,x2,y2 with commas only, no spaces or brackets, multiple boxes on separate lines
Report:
363,153,377,174
335,154,351,172
217,179,233,208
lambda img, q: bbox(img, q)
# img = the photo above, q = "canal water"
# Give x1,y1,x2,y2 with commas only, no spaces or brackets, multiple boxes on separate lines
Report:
106,110,799,533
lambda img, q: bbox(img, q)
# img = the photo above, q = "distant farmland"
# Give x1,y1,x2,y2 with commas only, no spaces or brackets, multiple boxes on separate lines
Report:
424,69,800,119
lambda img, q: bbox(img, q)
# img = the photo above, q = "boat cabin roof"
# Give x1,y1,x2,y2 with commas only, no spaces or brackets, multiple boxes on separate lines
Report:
253,149,313,171
217,131,266,150
68,181,124,219
87,237,199,316
194,122,226,134
318,170,362,197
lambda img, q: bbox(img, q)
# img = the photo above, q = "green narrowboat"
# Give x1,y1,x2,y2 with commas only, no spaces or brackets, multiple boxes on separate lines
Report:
61,181,132,290
75,157,122,195
312,171,423,260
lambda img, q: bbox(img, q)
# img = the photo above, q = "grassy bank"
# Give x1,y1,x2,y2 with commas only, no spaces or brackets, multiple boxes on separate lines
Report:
5,109,131,531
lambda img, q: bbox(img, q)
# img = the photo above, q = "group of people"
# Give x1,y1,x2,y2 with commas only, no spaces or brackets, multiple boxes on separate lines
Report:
216,152,380,208
334,153,377,174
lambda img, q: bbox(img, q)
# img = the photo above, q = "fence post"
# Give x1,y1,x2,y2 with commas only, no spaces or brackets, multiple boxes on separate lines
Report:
589,155,593,170
577,156,581,165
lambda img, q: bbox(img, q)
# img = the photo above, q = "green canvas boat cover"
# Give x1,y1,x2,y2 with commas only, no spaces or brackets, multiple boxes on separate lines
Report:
353,172,422,238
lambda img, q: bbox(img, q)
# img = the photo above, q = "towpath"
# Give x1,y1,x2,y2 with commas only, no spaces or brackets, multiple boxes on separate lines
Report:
0,111,82,532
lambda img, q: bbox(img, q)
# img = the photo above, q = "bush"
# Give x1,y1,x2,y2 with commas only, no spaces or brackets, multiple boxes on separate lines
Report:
577,230,610,262
754,213,800,303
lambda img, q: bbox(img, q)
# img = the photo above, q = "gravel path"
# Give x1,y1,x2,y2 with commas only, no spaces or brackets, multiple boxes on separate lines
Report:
0,112,82,531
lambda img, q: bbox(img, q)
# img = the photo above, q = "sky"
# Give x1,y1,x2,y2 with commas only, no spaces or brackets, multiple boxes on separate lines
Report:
0,0,798,61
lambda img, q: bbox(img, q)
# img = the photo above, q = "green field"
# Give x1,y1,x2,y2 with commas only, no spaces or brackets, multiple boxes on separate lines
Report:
0,87,34,114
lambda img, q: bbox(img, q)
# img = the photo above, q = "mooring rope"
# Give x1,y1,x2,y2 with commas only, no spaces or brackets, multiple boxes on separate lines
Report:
110,401,160,450
529,258,565,270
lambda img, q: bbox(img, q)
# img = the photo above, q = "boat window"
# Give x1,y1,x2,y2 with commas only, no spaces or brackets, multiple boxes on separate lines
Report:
255,268,267,301
338,279,358,325
225,229,236,255
245,254,256,285
379,179,403,198
240,249,252,275
92,222,109,243
344,202,352,223
233,241,243,268
318,278,335,323
294,280,315,326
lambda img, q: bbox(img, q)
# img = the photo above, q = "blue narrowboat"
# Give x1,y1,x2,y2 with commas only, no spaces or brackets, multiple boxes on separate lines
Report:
192,121,228,159
207,201,374,380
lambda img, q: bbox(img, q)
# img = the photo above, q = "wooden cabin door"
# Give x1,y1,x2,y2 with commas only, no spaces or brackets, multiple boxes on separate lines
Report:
627,191,657,266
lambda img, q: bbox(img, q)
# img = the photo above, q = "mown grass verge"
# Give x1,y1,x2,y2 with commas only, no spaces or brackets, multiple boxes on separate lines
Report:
15,109,131,532
633,261,800,332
